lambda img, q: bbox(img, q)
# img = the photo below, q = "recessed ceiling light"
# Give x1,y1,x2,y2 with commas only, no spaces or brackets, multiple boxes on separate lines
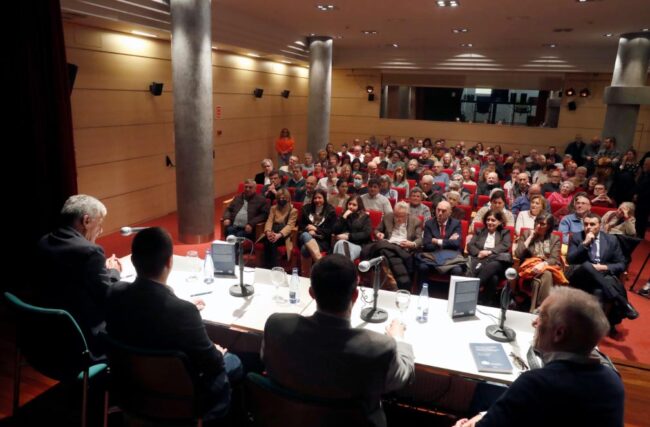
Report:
642,28,649,32
310,33,316,36
460,43,473,47
452,28,469,33
334,35,343,39
131,30,158,38
361,30,378,35
543,43,558,48
316,4,336,11
436,0,459,6
391,43,399,48
603,33,613,37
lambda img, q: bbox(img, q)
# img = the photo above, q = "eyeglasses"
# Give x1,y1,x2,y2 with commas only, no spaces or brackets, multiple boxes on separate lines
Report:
509,352,529,371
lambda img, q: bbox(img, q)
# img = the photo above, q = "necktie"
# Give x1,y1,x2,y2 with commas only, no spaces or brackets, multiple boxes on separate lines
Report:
440,223,446,239
589,239,598,263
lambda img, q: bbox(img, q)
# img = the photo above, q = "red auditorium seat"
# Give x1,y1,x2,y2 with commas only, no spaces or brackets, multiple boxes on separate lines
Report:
392,187,407,200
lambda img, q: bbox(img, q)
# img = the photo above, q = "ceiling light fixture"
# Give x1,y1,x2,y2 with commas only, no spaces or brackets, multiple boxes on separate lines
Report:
437,0,459,6
565,88,575,96
543,43,558,48
316,4,336,11
460,43,473,47
579,88,591,97
366,86,374,94
603,33,613,37
362,30,378,35
452,28,468,33
294,40,305,46
391,43,399,48
643,28,649,32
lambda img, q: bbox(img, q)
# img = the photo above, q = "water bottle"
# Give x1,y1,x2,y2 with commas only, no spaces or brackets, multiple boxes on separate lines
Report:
203,250,214,284
416,283,429,323
289,268,300,304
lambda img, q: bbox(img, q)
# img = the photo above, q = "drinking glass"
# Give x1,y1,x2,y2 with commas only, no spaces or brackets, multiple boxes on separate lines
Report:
395,290,411,321
271,267,287,304
186,250,201,282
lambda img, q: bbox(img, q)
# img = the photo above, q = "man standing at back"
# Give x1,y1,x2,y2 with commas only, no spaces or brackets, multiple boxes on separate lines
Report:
106,227,241,421
454,287,624,427
36,194,122,355
262,254,415,427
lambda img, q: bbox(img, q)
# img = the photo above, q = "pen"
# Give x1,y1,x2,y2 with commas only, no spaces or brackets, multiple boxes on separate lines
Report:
191,291,213,297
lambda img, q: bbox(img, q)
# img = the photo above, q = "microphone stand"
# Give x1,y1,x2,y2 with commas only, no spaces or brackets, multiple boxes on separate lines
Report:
486,285,516,342
229,238,254,297
360,264,388,323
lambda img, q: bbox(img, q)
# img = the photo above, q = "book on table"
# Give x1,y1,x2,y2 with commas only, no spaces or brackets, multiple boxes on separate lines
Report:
469,343,513,374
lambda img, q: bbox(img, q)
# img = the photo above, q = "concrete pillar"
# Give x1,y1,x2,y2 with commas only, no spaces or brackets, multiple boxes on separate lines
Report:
306,36,332,155
602,32,650,152
169,0,215,243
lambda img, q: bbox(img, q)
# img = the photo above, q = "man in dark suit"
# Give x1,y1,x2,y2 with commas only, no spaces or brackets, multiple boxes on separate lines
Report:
567,212,638,328
455,287,624,427
418,201,463,283
222,179,269,240
106,227,242,421
262,255,415,427
254,158,274,185
36,194,122,356
294,175,318,204
565,135,586,166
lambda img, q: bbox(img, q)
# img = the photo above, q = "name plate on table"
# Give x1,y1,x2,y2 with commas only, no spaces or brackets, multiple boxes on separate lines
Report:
211,240,236,277
447,276,479,318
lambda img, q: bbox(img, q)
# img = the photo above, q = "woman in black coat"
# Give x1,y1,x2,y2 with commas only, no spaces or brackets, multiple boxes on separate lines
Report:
331,195,372,261
298,189,337,275
467,210,513,306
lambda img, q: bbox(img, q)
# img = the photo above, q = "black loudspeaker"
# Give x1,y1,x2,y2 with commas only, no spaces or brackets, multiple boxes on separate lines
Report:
368,93,375,101
253,88,264,98
519,93,527,104
149,82,164,96
568,101,577,111
510,93,517,103
67,63,78,94
281,90,290,98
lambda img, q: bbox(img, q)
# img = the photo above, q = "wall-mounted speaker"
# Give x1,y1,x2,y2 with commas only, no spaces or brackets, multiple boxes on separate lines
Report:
149,82,164,96
253,88,264,98
368,93,375,101
281,90,290,98
568,101,577,111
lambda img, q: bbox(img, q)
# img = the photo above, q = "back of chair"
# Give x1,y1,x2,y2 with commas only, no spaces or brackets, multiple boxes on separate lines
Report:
477,195,490,208
103,335,201,423
392,186,407,200
4,292,90,382
246,373,370,427
591,206,616,217
367,209,383,229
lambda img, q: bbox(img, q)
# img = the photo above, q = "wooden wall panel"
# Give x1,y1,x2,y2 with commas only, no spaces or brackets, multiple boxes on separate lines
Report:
101,185,174,234
65,23,309,233
75,123,174,167
77,155,174,199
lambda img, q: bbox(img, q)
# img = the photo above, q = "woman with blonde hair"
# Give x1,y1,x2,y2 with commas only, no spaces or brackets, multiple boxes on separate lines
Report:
515,194,547,235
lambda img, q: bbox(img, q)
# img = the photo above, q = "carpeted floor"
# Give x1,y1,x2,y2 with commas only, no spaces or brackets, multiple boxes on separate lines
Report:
97,196,650,366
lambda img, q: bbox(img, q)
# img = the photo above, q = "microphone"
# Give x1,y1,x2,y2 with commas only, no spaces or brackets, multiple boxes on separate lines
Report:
226,235,254,297
120,226,147,236
486,268,517,343
226,235,247,244
358,256,385,273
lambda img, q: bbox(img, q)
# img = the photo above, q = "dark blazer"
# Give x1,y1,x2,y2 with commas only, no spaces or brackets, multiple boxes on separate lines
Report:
332,212,372,245
35,226,120,350
467,228,511,258
567,231,625,276
262,312,415,427
222,193,269,227
422,217,462,252
515,230,561,266
477,182,501,197
375,213,423,249
293,188,313,203
254,171,268,185
106,278,229,409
